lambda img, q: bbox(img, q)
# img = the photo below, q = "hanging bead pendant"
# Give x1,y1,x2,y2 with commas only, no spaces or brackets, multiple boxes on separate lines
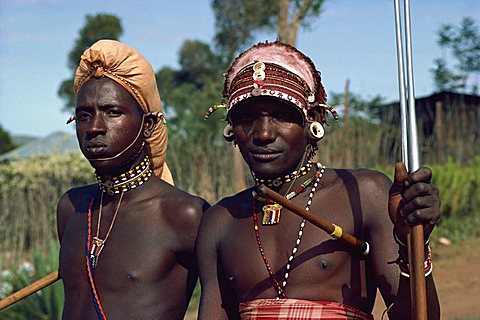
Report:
90,237,105,269
262,203,282,225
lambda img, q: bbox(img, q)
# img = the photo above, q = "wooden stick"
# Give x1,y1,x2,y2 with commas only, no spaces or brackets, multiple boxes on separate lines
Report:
257,185,370,255
0,271,60,311
410,224,428,319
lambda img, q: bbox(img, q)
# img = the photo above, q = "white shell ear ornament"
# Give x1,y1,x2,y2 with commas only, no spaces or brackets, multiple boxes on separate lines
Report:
66,115,76,124
308,121,324,141
223,124,235,142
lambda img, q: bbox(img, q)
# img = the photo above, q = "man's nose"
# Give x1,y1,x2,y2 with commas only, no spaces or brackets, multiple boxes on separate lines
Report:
253,116,276,143
87,114,107,136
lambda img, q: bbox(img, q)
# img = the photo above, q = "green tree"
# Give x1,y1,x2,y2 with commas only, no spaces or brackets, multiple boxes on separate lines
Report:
177,40,223,88
0,125,17,154
329,91,385,124
431,58,465,92
212,0,326,64
432,17,480,94
58,14,123,111
156,40,224,136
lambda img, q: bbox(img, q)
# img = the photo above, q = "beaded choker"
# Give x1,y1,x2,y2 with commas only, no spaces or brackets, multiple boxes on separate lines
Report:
96,156,152,195
253,162,325,299
252,161,313,187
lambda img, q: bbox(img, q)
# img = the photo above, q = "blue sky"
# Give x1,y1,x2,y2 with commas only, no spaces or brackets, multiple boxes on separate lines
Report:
0,0,478,137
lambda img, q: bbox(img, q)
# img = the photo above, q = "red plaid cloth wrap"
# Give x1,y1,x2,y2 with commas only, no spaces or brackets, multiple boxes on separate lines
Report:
239,299,374,320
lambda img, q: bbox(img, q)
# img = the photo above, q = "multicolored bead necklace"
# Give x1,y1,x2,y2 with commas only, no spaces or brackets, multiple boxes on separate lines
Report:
252,161,313,187
253,175,317,225
88,190,124,269
252,162,325,299
89,156,153,270
96,156,152,195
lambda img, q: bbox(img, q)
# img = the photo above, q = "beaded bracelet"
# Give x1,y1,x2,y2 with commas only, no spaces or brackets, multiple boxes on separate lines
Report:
396,245,433,278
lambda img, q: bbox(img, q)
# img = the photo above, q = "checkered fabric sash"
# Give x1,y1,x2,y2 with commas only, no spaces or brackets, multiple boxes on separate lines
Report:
239,299,374,320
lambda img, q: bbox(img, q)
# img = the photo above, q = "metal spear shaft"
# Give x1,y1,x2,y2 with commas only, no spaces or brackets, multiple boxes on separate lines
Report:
394,0,427,319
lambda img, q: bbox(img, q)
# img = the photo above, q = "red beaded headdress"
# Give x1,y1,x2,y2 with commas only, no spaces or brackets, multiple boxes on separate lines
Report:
223,41,334,123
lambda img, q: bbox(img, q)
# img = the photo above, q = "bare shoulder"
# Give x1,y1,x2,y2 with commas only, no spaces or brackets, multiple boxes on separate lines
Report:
331,167,391,190
327,168,392,226
146,181,210,243
160,182,209,222
206,187,254,220
57,183,97,240
199,188,254,234
197,188,253,254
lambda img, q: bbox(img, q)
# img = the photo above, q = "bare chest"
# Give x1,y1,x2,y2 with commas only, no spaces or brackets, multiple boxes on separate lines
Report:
219,194,369,301
59,209,177,293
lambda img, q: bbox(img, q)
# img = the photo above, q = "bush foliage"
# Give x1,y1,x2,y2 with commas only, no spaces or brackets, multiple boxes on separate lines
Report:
0,152,94,269
0,241,63,319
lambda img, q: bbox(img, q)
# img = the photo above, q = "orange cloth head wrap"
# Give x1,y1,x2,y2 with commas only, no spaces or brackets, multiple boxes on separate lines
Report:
74,39,173,184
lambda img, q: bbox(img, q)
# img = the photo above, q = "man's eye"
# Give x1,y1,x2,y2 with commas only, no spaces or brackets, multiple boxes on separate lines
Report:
106,109,122,117
76,112,90,121
236,116,256,125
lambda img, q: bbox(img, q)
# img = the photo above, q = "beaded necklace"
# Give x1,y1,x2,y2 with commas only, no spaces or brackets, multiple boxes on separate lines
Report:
84,156,153,319
252,161,313,187
89,156,152,269
88,191,124,269
252,162,325,299
95,156,152,195
254,175,316,225
85,192,108,320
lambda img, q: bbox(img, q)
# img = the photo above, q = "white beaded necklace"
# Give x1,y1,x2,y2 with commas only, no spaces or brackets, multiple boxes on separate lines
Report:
252,162,325,298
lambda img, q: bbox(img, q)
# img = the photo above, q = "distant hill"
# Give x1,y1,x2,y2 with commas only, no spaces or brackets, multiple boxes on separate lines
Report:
11,134,39,147
0,131,80,161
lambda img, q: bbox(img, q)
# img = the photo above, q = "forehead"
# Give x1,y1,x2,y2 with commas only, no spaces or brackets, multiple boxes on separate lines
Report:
230,97,304,120
76,77,142,112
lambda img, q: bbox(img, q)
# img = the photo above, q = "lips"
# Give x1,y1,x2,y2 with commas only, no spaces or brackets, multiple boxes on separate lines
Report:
250,148,282,162
85,141,108,156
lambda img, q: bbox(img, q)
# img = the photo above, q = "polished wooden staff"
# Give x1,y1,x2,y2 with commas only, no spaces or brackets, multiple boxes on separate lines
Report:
257,185,370,255
0,271,60,311
394,0,427,319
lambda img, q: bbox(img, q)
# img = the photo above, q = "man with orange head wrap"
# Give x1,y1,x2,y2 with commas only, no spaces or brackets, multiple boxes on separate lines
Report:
57,40,208,319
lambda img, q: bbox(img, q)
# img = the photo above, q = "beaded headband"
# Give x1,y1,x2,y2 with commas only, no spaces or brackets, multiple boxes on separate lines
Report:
227,61,314,119
204,41,338,125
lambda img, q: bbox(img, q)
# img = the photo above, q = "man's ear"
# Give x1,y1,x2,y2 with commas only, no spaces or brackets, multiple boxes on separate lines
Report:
306,107,323,123
143,114,156,138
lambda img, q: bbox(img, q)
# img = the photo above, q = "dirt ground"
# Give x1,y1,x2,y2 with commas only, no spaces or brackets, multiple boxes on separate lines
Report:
372,236,480,320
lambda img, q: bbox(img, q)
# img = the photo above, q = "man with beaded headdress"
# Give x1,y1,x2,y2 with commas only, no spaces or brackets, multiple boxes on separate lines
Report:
57,39,208,319
196,41,441,319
